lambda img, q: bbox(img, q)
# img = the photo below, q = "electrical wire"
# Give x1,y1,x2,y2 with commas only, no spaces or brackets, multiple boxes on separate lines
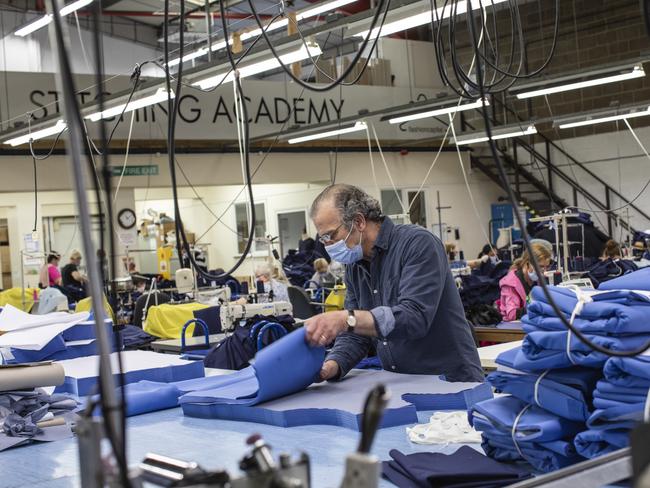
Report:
464,3,650,358
113,110,135,204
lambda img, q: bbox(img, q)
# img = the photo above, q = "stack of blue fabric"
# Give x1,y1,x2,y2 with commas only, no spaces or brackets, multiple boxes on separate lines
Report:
471,280,650,472
469,345,598,473
575,355,650,458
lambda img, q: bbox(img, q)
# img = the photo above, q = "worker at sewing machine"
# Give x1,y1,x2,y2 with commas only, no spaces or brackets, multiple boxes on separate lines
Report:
255,262,289,303
497,242,552,321
304,184,483,383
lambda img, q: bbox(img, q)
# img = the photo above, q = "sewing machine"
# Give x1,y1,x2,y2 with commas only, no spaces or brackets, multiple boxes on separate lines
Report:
219,301,293,332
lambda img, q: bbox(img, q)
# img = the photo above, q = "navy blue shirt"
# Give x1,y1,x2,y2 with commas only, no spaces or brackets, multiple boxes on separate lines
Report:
327,217,483,383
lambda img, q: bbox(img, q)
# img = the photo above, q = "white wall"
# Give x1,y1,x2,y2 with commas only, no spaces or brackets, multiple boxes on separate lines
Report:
0,150,503,286
527,126,650,239
378,38,447,91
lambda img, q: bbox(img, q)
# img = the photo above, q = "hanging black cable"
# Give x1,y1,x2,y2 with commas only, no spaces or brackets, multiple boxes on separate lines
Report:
465,4,650,358
48,2,130,485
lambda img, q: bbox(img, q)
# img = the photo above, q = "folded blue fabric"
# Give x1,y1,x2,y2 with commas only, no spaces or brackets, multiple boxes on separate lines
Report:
587,405,642,430
531,286,650,308
9,335,67,363
180,328,325,407
469,396,584,443
599,267,650,291
62,319,113,341
118,381,182,416
11,338,116,363
519,331,649,370
481,433,582,473
382,446,532,488
487,370,594,421
603,355,650,388
574,428,629,459
594,380,647,404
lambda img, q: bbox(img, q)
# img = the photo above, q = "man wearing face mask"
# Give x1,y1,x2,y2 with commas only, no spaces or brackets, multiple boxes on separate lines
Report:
305,184,483,383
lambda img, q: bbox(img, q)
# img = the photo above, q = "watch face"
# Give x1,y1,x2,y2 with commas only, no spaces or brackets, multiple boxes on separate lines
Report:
347,314,357,327
118,208,137,229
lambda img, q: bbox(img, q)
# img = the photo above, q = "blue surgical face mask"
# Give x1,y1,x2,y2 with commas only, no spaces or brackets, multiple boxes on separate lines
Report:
325,225,363,265
490,255,498,265
528,270,538,282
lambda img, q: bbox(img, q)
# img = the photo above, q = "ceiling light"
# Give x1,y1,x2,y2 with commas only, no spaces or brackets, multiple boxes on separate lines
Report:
85,88,174,122
512,63,645,100
15,0,93,37
454,124,537,145
555,105,650,129
349,0,507,39
3,120,67,147
385,98,488,124
288,121,367,144
193,42,322,90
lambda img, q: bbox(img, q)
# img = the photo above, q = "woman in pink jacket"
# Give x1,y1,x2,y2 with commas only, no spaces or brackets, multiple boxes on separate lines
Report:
497,243,552,321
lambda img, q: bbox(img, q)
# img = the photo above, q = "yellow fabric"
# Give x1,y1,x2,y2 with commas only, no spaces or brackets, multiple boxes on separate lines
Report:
0,288,39,312
144,302,209,339
324,284,346,312
76,296,116,323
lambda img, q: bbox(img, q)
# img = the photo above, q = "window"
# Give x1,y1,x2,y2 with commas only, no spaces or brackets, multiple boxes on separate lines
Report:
380,189,427,228
235,202,267,254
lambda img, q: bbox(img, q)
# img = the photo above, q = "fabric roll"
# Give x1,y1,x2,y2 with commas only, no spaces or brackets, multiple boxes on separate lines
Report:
603,355,650,388
574,428,629,459
487,370,594,422
518,331,649,370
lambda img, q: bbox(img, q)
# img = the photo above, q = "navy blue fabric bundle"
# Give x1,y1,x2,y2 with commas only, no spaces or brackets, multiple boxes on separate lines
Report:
382,446,531,488
469,396,584,473
282,250,316,287
582,259,637,288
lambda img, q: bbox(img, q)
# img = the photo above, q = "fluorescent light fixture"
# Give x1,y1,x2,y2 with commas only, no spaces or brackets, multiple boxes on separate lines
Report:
288,121,367,144
193,42,322,90
556,105,650,129
386,98,488,124
15,0,93,37
3,120,67,147
512,63,645,100
167,0,355,67
454,124,536,145
351,0,507,39
85,88,174,122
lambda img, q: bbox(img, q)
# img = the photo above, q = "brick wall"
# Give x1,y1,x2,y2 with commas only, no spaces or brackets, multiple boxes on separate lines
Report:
419,0,650,139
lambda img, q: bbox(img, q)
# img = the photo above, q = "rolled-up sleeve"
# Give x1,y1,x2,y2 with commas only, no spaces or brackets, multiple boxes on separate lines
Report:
374,233,445,340
325,268,371,378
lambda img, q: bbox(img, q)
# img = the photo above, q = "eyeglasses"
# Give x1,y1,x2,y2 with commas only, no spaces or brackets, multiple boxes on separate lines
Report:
318,223,345,244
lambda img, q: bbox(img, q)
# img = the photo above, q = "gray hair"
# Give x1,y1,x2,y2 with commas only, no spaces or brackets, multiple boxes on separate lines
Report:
310,184,383,227
255,262,273,278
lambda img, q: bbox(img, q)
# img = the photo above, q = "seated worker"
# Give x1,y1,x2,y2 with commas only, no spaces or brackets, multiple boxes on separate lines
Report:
497,242,552,321
39,252,62,288
62,250,88,300
304,184,483,383
255,262,290,302
467,244,498,270
309,258,337,290
601,239,622,260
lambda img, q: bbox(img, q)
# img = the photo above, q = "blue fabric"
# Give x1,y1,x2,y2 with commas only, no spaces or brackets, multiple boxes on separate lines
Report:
587,405,642,430
486,370,595,421
524,287,650,336
603,355,650,388
599,267,650,291
470,396,584,443
118,381,182,416
192,306,222,335
481,433,582,473
55,356,205,396
381,446,532,488
583,259,637,289
574,428,629,459
518,331,650,370
120,325,156,349
354,356,382,370
62,319,113,341
181,328,325,407
9,335,67,363
327,217,483,383
593,380,647,404
10,337,117,363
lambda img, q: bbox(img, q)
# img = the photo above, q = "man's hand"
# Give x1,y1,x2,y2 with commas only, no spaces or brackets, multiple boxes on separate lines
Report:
318,360,340,382
304,310,348,347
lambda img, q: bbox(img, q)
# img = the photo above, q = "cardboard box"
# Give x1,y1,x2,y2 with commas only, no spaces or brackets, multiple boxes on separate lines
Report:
0,246,10,273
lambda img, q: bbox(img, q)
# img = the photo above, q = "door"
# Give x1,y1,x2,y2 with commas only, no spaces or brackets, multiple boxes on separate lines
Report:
277,211,307,257
45,216,102,273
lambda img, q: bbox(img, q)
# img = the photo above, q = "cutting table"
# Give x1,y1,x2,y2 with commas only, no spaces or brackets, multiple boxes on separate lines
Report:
0,406,480,488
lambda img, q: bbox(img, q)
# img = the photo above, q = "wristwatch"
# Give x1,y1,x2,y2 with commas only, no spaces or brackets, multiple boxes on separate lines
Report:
346,310,357,332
